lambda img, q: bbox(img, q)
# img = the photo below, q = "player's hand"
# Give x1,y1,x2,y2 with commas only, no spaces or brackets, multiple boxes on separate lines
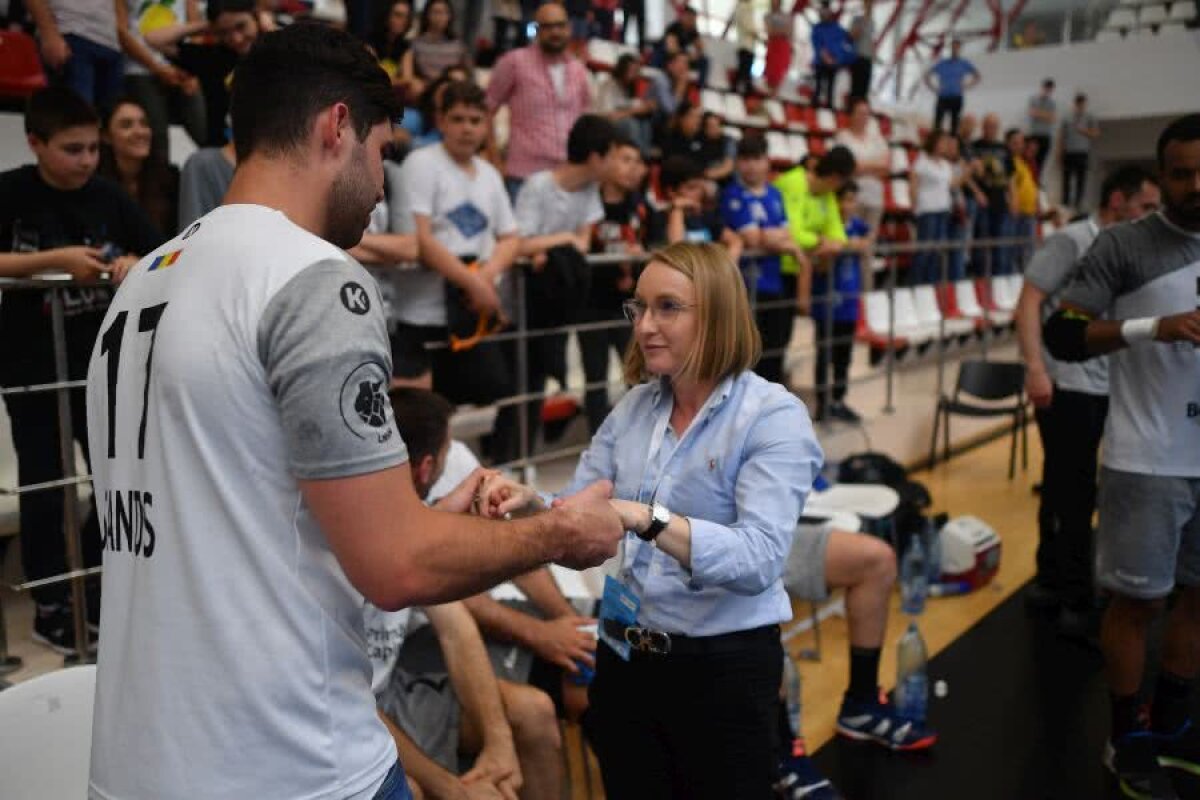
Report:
462,270,502,317
549,480,623,570
41,32,71,70
433,467,497,515
452,780,504,800
55,246,107,281
1154,311,1200,345
109,254,140,285
529,614,598,673
609,498,648,534
1025,367,1053,408
815,239,843,258
478,473,543,518
571,233,591,253
671,196,700,214
462,735,521,800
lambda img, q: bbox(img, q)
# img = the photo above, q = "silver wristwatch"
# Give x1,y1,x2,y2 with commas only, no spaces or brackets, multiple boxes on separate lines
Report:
638,502,671,542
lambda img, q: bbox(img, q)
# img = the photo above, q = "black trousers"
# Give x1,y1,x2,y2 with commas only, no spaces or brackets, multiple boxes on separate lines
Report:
577,307,631,435
754,291,795,386
849,56,872,100
1033,388,1108,611
1028,133,1051,175
4,390,101,606
1062,151,1089,208
813,64,839,109
813,319,856,412
735,48,755,94
584,628,783,799
934,95,963,133
621,0,646,50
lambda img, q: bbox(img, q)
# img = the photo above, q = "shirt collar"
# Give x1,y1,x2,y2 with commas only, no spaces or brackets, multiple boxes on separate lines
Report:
649,374,737,418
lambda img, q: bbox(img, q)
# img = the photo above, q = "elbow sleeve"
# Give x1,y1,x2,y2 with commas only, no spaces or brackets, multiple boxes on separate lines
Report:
1043,309,1093,362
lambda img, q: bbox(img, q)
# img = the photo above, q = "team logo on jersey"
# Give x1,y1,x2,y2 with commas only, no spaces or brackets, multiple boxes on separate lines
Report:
181,221,201,240
340,361,394,442
148,249,182,271
341,281,371,315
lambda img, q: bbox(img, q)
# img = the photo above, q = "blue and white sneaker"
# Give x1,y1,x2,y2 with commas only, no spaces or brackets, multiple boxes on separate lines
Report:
775,753,843,800
836,694,938,751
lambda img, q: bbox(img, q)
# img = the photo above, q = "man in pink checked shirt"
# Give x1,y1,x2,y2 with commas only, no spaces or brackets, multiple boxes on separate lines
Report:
486,1,591,200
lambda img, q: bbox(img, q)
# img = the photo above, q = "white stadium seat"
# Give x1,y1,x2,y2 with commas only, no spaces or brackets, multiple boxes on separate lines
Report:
789,134,810,163
767,131,792,162
893,289,938,343
815,108,838,134
1139,4,1168,24
701,89,726,116
1170,0,1197,21
914,285,976,337
954,280,986,321
1106,7,1138,27
890,147,910,174
765,99,788,127
890,179,912,211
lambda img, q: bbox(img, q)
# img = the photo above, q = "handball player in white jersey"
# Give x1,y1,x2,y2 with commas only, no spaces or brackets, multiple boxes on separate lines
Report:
84,24,622,800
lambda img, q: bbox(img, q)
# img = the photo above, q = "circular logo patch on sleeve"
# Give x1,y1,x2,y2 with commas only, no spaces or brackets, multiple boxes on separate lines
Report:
340,281,371,315
340,361,393,440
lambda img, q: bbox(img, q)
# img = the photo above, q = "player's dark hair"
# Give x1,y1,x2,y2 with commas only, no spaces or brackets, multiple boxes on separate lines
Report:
206,0,256,23
388,388,453,464
24,86,98,140
566,114,619,164
610,130,638,152
230,23,402,162
815,145,856,179
438,80,486,114
1157,114,1200,169
736,135,767,159
1100,165,1157,208
838,179,860,198
660,155,704,191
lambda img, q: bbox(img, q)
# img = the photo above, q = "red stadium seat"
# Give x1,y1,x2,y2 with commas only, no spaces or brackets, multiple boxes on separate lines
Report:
0,31,48,100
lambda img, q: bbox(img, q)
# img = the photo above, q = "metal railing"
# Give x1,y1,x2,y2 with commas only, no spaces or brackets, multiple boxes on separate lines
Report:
0,232,1036,682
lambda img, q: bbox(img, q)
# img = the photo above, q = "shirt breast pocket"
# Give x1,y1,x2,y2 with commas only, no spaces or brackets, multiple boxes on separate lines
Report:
667,456,738,523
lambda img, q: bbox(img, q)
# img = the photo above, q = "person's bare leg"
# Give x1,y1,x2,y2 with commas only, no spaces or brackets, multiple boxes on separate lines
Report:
824,530,896,650
1103,594,1163,740
499,681,562,800
1152,586,1200,734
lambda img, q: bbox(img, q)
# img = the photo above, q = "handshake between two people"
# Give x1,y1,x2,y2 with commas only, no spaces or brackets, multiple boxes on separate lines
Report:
432,468,650,571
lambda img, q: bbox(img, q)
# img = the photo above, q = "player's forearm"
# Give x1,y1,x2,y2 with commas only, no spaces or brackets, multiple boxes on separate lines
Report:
418,231,474,287
355,233,417,265
513,567,576,619
462,593,542,649
1014,287,1048,373
378,711,460,799
0,252,56,278
426,603,512,744
482,234,519,274
25,0,58,37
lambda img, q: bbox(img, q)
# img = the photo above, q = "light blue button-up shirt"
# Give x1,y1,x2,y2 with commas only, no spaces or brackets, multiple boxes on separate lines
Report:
561,370,824,637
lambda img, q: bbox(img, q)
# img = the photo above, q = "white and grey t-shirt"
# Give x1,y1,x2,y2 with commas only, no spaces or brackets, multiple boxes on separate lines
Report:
86,204,408,800
389,146,517,327
47,0,121,52
514,169,604,238
1060,212,1200,477
1026,217,1107,396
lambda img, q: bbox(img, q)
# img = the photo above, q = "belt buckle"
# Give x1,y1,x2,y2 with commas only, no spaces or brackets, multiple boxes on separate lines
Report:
624,626,672,655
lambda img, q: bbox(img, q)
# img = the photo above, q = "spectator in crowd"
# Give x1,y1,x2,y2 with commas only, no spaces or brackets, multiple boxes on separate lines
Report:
371,388,564,800
399,0,470,100
565,0,590,43
1009,128,1039,268
720,135,806,386
763,0,794,95
926,39,979,133
1015,166,1159,642
660,5,709,88
947,133,984,281
391,80,524,463
491,0,527,56
0,87,161,652
26,0,124,109
733,0,758,95
1060,92,1100,208
662,100,705,163
593,53,655,154
396,64,472,156
1043,115,1200,800
834,97,888,280
450,0,486,51
175,0,261,146
115,0,206,157
346,197,419,349
811,1,851,109
622,0,645,51
1026,78,1056,175
647,49,692,134
513,114,615,449
648,155,743,259
910,128,959,285
699,111,735,185
487,0,591,199
582,135,647,433
591,0,619,41
809,182,867,421
178,141,235,228
367,0,414,86
973,112,1013,275
848,0,876,100
774,146,857,383
98,96,180,237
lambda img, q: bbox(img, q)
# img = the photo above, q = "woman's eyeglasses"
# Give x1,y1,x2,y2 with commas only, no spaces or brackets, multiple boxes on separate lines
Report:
622,298,696,323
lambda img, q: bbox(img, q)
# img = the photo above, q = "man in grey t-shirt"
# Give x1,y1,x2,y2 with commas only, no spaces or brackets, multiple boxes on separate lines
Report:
1044,114,1200,797
848,0,876,101
1026,78,1056,174
1015,166,1159,641
1061,93,1101,208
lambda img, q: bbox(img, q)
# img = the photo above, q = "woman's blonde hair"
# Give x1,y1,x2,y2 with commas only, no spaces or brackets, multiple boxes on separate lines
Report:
623,242,762,386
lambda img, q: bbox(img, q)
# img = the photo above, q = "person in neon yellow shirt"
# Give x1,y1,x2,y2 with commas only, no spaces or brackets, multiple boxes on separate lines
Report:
1008,128,1039,268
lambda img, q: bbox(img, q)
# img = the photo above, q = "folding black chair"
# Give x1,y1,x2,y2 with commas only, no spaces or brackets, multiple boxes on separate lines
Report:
929,360,1029,479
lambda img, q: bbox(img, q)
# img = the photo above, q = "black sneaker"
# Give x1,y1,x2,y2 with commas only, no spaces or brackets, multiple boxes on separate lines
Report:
1056,605,1099,646
829,402,862,423
32,604,96,657
1023,582,1060,614
1105,733,1180,799
1157,721,1200,778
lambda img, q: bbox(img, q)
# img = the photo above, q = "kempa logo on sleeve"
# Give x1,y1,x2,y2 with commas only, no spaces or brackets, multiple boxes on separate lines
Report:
340,282,371,315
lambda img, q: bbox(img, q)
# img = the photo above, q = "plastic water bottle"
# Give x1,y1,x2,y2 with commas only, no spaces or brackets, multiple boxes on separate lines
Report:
924,517,943,585
782,652,803,743
895,622,929,724
900,533,929,616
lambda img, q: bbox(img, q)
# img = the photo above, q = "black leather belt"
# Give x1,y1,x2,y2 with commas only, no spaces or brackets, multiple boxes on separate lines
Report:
602,619,780,657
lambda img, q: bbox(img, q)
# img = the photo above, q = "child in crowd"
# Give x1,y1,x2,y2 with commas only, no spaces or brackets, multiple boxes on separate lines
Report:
647,155,743,259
